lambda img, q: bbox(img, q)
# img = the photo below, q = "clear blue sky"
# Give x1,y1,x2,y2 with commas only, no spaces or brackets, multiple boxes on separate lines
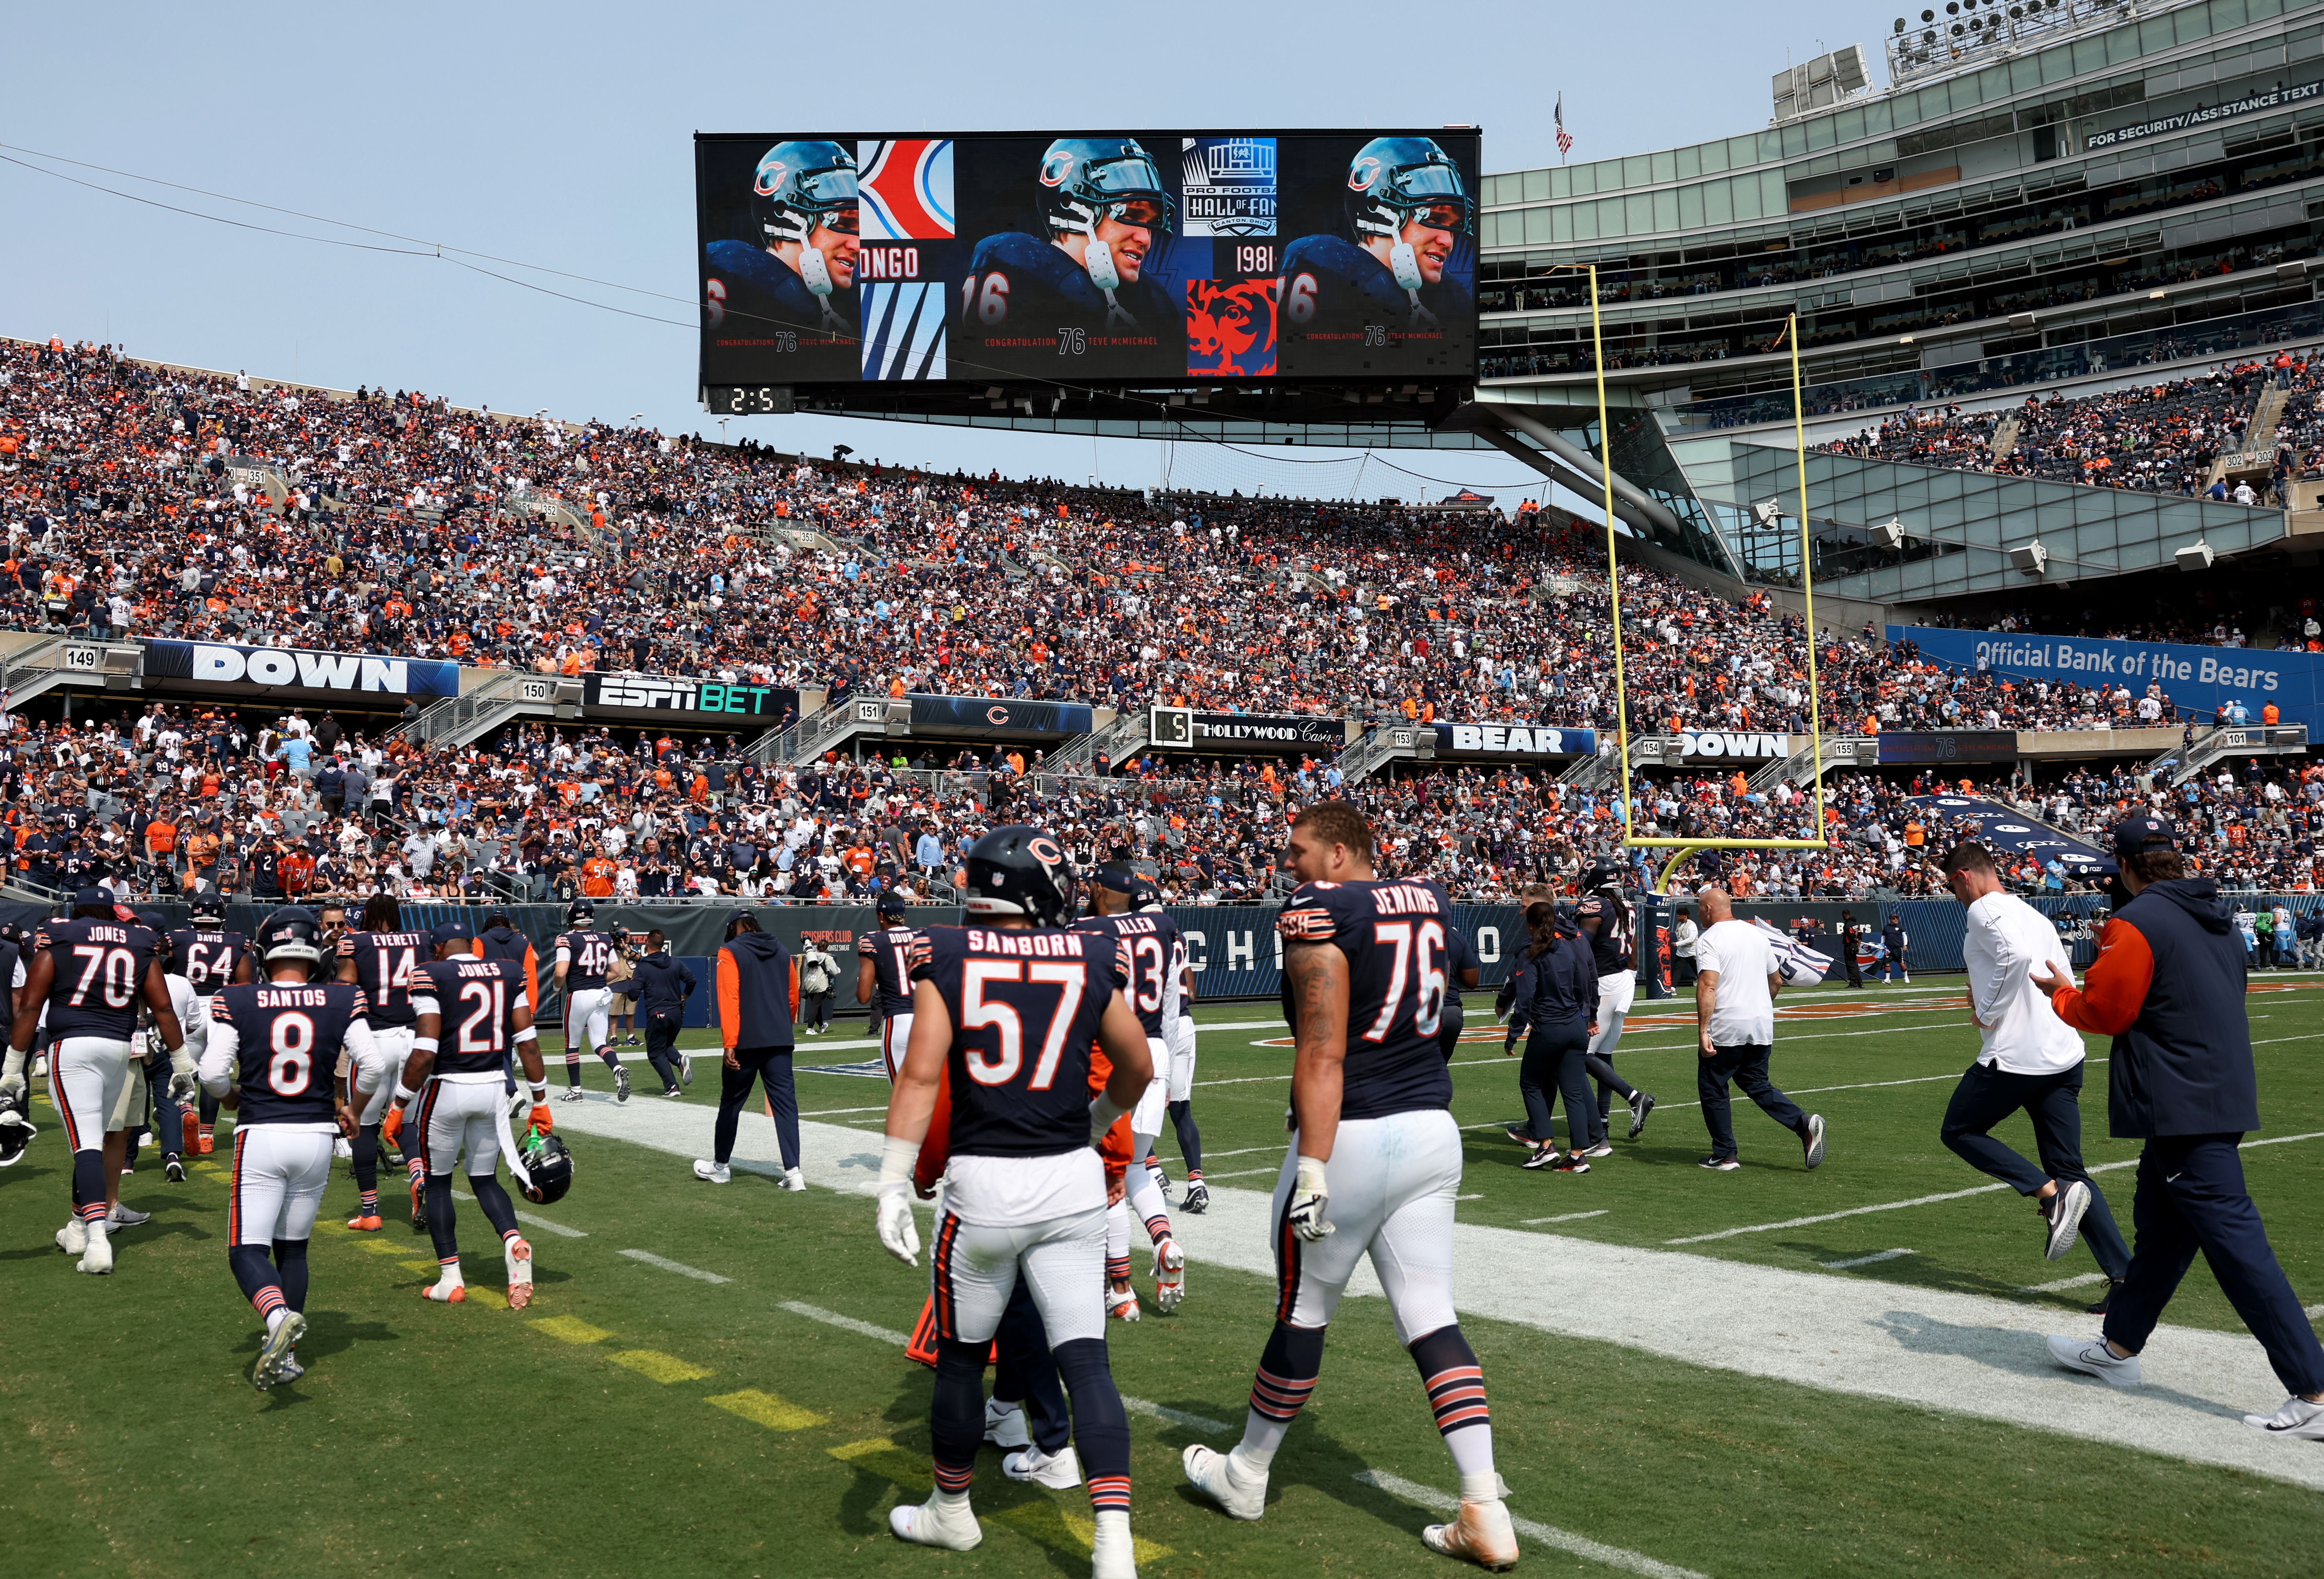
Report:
2,1,1853,495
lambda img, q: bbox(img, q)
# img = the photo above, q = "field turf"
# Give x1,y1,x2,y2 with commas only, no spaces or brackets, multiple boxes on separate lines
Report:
7,975,2324,1578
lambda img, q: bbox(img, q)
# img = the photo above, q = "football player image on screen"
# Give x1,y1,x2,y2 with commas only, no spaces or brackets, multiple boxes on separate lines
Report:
960,138,1187,360
1279,137,1474,358
704,140,861,340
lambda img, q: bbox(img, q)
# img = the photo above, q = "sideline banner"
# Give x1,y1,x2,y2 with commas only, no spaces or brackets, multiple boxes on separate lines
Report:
1890,625,2320,730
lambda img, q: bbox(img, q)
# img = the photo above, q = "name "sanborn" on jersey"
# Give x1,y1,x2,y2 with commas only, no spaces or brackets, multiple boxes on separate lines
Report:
964,929,1088,958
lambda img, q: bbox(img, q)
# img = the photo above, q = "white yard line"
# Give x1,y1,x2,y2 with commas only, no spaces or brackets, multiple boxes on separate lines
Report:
619,1248,732,1284
1122,1395,1232,1434
1358,1470,1710,1579
1523,1209,1609,1225
2022,1272,2111,1294
1820,1248,1914,1269
1202,1167,1281,1181
448,1188,587,1237
550,1095,2324,1491
1670,1131,2324,1244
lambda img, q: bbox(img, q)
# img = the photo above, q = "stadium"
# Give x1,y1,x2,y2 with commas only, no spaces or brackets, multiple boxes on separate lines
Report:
7,3,2324,1577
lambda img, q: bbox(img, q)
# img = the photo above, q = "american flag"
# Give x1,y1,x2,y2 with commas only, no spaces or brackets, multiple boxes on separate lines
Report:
1555,95,1573,160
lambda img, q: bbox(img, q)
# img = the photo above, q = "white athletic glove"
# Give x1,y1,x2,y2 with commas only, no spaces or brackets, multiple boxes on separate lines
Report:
876,1187,921,1267
875,1132,923,1267
0,1073,22,1106
1285,1155,1334,1242
168,1071,200,1104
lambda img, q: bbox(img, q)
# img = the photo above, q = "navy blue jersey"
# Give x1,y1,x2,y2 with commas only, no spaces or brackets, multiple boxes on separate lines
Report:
957,233,1186,370
37,918,159,1042
1444,922,1479,1004
212,982,365,1126
912,924,1125,1159
702,238,858,386
1071,911,1183,1040
167,927,249,996
555,929,618,992
1278,235,1474,372
411,956,530,1077
1575,894,1632,975
1275,878,1456,1121
858,925,920,1017
338,929,430,1027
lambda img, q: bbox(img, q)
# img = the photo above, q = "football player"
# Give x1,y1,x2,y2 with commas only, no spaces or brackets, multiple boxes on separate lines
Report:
1163,897,1206,1215
1279,137,1474,345
859,889,920,1081
1574,866,1655,1145
1074,872,1187,1317
704,140,860,337
1182,804,1518,1570
553,898,630,1104
133,913,203,1187
873,825,1153,1578
2,888,189,1276
199,907,366,1390
170,893,254,1156
387,920,550,1308
960,138,1185,348
336,896,433,1230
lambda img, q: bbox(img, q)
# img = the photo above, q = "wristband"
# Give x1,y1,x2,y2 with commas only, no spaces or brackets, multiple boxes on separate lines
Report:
412,1037,439,1054
512,1025,538,1045
1088,1089,1130,1131
392,1082,418,1105
527,1080,548,1102
877,1133,920,1189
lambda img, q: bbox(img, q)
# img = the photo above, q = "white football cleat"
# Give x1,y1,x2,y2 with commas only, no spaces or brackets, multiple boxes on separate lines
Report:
1002,1443,1083,1489
693,1159,732,1184
889,1493,982,1551
781,1168,807,1192
506,1237,534,1312
1152,1238,1186,1313
983,1397,1032,1449
613,1064,631,1104
252,1312,307,1391
1421,1495,1521,1571
1091,1507,1137,1579
77,1220,114,1275
1182,1443,1267,1520
57,1215,88,1256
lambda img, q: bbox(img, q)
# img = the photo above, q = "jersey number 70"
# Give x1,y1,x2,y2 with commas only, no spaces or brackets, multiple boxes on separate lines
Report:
961,960,1086,1090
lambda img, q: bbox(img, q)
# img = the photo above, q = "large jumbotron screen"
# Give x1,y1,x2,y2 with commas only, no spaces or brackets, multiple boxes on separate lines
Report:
694,130,1479,403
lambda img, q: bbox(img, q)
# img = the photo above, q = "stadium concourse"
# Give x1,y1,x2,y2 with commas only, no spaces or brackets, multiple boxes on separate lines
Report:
8,332,2324,906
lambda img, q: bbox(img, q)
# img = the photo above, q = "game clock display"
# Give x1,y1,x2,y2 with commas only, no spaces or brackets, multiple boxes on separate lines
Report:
694,130,1479,390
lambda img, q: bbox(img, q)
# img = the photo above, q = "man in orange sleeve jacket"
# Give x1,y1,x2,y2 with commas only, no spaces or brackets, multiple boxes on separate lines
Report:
692,910,802,1190
2032,813,2324,1438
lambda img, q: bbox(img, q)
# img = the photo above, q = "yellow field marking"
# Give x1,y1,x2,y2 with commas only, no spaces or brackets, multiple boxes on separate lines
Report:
400,1259,441,1274
530,1316,612,1345
607,1349,712,1384
357,1240,407,1256
707,1389,826,1432
466,1287,509,1310
994,1504,1172,1566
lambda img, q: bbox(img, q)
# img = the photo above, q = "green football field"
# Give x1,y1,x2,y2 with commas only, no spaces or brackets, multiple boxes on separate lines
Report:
8,975,2324,1579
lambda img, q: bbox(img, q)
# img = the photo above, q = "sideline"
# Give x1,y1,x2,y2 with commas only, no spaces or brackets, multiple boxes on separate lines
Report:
548,1097,2324,1493
1358,1471,1709,1579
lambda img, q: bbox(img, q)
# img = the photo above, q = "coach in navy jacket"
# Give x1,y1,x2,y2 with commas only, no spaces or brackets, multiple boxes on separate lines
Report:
2031,814,2324,1435
618,937,697,1097
699,912,803,1189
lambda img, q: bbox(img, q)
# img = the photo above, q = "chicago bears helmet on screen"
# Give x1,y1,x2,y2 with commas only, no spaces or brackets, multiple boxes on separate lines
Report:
1343,137,1473,242
753,141,860,248
1036,138,1176,252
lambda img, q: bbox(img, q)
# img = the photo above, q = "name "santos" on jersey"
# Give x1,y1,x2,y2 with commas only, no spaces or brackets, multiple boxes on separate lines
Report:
1371,884,1442,916
964,929,1088,959
256,987,332,1007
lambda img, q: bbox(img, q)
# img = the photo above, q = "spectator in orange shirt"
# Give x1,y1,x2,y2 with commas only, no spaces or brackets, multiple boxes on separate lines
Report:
144,807,180,870
279,847,316,897
582,849,617,897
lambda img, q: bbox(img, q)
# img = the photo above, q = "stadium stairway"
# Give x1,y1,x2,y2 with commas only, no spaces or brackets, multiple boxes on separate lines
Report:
1045,710,1148,772
1748,733,1878,792
2145,720,2312,786
1985,414,2021,465
389,669,570,748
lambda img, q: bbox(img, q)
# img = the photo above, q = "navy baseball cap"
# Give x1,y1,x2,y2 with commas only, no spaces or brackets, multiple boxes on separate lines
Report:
71,886,116,910
2111,814,2178,857
431,919,476,946
1093,869,1139,895
876,890,910,918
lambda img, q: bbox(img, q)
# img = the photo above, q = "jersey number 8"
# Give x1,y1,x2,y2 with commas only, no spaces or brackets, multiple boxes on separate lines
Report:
269,1012,315,1095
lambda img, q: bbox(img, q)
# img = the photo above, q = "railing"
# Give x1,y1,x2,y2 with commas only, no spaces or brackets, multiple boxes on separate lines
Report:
1047,711,1147,770
388,671,558,747
748,696,873,766
1748,735,1879,792
2148,722,2309,785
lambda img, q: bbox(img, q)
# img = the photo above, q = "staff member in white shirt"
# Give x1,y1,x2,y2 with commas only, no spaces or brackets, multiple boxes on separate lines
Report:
1692,889,1827,1172
1939,842,2132,1309
1672,906,1699,988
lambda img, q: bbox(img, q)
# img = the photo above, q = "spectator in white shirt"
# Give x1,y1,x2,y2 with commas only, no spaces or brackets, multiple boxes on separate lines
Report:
1691,888,1826,1172
1937,842,2132,1310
